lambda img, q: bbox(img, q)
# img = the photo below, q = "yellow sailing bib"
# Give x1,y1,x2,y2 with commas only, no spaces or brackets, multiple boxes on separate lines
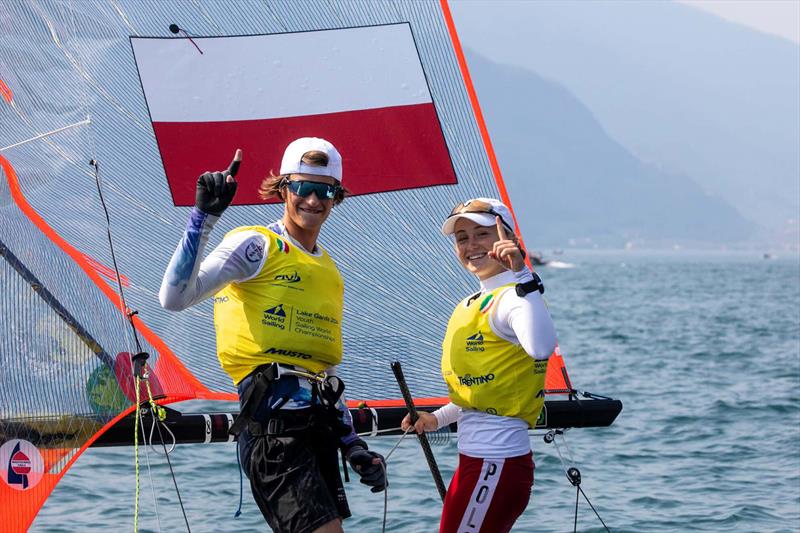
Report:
441,284,547,427
214,226,343,383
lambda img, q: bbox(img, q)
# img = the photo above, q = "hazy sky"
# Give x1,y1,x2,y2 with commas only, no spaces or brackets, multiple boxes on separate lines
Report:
676,0,800,43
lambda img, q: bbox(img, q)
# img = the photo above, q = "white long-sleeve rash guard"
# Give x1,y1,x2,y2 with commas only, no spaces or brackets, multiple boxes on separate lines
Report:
160,208,272,311
159,208,360,447
432,268,558,459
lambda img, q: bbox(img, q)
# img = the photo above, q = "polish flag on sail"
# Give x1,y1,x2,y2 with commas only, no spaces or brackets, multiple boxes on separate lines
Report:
131,24,456,205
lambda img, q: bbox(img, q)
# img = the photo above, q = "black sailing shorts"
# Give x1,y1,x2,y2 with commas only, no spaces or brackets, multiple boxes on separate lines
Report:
247,421,351,533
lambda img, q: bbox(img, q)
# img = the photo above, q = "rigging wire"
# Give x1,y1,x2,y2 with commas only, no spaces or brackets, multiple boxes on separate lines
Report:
234,441,244,518
90,159,192,532
544,429,612,533
145,379,192,533
134,372,142,532
54,3,170,529
138,407,165,533
380,426,414,533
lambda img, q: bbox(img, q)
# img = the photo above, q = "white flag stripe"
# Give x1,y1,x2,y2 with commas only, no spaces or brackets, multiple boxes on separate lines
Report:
132,24,432,122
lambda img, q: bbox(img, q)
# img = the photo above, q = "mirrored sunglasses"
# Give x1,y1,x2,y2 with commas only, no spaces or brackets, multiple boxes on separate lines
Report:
285,179,340,200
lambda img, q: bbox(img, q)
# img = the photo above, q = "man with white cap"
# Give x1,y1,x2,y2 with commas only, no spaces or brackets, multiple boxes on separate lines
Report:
160,137,385,533
402,197,557,533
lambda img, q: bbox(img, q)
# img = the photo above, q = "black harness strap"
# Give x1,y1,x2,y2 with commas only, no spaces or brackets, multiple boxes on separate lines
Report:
229,363,279,437
231,363,350,441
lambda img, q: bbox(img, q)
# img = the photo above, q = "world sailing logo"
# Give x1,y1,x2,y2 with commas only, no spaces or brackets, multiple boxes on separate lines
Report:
0,439,44,491
262,304,288,330
265,304,286,317
465,331,484,352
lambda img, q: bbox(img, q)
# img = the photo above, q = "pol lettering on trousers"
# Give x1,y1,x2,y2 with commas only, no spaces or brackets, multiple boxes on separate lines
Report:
441,452,533,533
461,459,502,530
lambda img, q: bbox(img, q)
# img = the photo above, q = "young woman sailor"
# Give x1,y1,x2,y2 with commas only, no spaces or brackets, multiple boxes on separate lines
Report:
402,198,557,533
160,137,385,533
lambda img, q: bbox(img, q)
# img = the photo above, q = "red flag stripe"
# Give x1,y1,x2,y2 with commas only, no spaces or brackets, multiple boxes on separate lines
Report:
153,102,456,206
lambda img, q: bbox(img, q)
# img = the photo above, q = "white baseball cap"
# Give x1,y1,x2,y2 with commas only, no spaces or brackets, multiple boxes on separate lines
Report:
441,197,515,236
280,137,343,182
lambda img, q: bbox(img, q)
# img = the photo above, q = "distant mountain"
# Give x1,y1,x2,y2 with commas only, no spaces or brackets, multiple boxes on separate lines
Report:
451,0,799,245
463,49,754,248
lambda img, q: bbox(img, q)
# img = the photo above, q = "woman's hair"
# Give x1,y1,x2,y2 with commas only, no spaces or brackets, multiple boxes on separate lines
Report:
258,150,347,205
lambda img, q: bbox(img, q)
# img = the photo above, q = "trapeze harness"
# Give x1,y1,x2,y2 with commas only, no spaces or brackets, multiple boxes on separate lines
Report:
228,362,351,440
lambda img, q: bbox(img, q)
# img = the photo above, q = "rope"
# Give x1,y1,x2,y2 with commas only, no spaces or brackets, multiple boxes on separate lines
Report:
573,483,580,533
145,380,192,533
544,430,612,533
91,160,191,531
133,384,164,533
140,410,164,532
147,416,176,455
574,484,611,533
134,379,141,532
380,426,414,533
234,440,244,518
384,427,413,462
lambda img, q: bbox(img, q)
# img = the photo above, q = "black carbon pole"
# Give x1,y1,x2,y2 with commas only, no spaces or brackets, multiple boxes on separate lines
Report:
391,361,447,501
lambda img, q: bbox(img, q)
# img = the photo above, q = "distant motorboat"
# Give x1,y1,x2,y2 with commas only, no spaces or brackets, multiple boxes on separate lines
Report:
530,251,549,266
530,251,575,269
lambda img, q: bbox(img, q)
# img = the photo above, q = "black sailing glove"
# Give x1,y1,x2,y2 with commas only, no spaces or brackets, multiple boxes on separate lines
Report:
346,444,387,493
195,149,242,216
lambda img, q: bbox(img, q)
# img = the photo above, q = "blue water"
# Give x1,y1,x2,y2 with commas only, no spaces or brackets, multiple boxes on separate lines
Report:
31,251,800,532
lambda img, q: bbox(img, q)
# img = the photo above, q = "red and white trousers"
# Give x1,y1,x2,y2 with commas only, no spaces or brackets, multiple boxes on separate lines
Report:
440,452,534,533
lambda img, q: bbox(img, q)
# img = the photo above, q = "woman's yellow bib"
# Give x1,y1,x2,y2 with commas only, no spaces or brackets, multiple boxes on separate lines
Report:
214,226,343,383
441,284,547,427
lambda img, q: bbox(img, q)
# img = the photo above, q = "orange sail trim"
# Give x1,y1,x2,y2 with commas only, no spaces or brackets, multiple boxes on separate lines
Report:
0,153,228,530
0,405,138,531
0,79,11,103
439,0,518,233
0,153,210,399
80,252,130,287
439,0,572,392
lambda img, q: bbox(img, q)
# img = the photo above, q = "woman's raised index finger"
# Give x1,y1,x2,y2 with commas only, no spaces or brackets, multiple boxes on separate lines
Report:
495,216,505,240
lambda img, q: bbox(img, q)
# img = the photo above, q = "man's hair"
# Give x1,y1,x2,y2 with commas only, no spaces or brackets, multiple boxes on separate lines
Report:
258,150,346,204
